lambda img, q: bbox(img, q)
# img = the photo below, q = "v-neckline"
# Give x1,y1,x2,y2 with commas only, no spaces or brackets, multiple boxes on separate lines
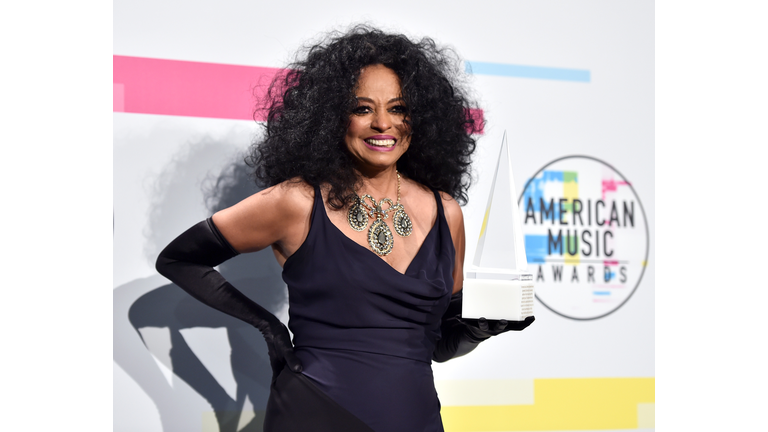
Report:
321,194,439,277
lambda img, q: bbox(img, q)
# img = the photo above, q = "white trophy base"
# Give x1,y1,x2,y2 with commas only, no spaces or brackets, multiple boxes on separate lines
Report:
462,268,534,321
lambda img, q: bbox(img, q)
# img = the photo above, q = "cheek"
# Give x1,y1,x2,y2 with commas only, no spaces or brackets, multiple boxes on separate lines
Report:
345,119,363,153
401,137,411,152
346,117,366,138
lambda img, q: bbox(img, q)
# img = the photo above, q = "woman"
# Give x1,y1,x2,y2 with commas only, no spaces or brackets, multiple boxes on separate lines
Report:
156,26,532,432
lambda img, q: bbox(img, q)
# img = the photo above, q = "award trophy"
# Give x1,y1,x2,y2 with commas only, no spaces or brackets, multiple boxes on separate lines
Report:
462,132,534,321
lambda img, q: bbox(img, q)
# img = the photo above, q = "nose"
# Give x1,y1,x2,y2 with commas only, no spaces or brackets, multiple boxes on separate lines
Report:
370,111,392,132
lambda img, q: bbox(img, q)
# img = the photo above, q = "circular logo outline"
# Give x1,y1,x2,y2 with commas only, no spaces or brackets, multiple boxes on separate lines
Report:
518,155,650,320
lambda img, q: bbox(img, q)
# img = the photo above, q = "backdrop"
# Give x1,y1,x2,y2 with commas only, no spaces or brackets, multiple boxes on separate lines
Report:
113,1,654,431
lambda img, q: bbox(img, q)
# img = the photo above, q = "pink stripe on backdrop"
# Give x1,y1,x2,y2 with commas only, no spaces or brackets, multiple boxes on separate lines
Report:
113,83,125,112
113,55,484,132
113,55,281,121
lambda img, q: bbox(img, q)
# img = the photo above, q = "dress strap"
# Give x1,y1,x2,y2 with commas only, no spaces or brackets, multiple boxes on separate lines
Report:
431,189,455,265
310,184,329,225
432,189,446,219
312,184,323,209
281,184,325,270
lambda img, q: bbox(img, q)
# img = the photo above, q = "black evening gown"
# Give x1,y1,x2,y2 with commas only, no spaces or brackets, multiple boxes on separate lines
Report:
265,186,454,432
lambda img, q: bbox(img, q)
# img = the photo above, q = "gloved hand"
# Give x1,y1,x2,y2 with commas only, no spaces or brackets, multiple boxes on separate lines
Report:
433,291,535,362
156,218,303,380
264,321,303,379
459,316,536,341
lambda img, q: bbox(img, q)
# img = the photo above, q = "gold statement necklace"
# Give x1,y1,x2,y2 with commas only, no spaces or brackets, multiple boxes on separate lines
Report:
347,171,413,256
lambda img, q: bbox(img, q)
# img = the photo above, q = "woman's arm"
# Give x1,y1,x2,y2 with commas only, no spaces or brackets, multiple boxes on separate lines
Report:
441,193,466,295
433,194,477,362
155,181,314,376
432,290,534,362
432,194,534,362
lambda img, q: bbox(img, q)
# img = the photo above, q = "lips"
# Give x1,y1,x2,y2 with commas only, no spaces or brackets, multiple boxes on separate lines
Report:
364,135,397,148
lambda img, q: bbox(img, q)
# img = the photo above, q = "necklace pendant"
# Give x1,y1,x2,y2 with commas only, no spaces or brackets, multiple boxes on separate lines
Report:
393,208,413,237
368,219,394,256
347,199,369,232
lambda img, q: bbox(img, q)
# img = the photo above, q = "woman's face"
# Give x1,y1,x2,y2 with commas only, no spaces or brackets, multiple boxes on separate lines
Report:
345,64,411,173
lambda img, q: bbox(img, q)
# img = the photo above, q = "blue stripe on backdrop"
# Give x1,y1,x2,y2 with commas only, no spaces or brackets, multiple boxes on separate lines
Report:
465,61,591,82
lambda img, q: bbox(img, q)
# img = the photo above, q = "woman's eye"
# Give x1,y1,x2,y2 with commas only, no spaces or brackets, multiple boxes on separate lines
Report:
389,105,408,115
352,106,372,115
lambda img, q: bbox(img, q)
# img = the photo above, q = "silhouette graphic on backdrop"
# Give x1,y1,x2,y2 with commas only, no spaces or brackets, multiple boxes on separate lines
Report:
114,138,286,432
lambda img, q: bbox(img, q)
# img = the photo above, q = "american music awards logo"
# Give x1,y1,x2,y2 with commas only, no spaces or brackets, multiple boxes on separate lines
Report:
519,156,649,320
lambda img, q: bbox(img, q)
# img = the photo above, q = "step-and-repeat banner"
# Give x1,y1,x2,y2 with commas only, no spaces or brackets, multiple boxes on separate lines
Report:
114,1,654,431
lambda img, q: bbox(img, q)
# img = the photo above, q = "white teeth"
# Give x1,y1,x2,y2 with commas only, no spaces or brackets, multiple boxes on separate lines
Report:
365,139,396,146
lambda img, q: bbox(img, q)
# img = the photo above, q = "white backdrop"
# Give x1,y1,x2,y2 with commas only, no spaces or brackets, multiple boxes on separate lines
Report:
114,1,654,431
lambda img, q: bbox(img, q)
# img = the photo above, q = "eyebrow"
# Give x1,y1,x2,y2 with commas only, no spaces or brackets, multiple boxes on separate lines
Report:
355,97,405,104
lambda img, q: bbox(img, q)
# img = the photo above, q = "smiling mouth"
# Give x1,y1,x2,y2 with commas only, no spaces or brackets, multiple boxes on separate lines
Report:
364,138,396,147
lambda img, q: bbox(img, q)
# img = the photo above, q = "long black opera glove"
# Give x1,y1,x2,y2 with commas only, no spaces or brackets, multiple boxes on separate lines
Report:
155,218,303,379
432,290,535,362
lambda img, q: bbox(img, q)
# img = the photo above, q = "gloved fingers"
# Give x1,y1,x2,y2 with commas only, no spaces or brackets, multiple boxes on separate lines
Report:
476,318,509,335
269,359,284,375
493,319,508,332
477,317,489,332
265,322,303,373
282,349,304,373
506,316,535,331
462,317,531,336
265,340,285,379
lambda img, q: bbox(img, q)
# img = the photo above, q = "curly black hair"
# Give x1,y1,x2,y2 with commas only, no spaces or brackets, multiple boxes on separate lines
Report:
247,25,481,208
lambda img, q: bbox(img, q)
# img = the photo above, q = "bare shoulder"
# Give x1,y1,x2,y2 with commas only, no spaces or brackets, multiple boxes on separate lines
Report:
212,178,315,253
263,178,315,212
218,178,313,222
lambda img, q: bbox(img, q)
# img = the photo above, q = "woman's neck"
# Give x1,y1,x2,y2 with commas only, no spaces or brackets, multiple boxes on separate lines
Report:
355,167,399,199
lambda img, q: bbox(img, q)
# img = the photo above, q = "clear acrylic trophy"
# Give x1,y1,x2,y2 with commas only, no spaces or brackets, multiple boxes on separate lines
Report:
462,131,534,321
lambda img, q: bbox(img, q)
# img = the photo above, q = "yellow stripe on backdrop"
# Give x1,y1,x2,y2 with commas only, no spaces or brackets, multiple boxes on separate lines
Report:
440,377,654,431
562,172,579,266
